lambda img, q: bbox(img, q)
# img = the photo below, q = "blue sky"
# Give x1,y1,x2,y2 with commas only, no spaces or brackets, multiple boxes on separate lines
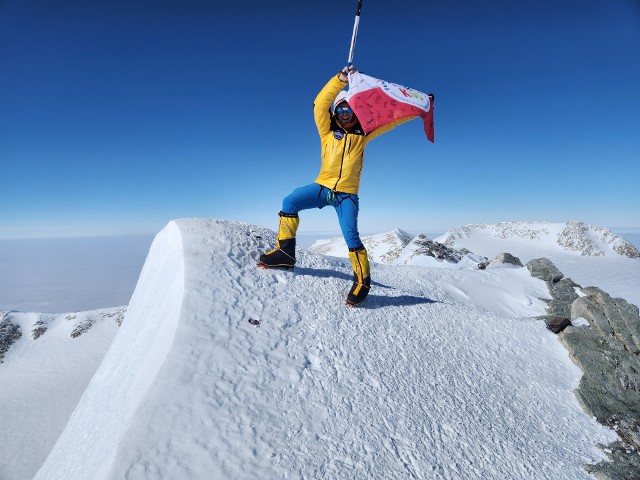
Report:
1,0,639,239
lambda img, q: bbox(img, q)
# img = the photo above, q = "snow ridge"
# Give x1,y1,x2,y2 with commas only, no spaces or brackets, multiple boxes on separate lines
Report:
34,221,185,480
439,221,551,242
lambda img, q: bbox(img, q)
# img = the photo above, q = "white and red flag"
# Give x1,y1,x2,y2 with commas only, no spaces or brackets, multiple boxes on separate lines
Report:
346,71,434,143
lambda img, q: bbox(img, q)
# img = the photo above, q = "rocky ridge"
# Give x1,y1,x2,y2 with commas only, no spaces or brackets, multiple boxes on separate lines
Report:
521,256,640,479
563,289,640,479
558,221,640,258
395,233,476,265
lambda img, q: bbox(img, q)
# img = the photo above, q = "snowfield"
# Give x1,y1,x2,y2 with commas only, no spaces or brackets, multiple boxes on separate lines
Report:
12,218,619,480
0,309,122,480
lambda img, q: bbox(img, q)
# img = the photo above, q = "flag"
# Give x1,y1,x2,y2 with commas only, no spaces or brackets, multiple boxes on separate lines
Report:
345,72,434,143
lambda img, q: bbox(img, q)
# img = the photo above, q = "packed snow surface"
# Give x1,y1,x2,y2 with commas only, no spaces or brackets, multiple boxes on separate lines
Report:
28,219,615,480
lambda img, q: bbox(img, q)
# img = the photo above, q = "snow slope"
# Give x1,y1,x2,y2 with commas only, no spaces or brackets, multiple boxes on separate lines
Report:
310,228,415,264
0,309,122,480
437,221,640,307
30,219,614,480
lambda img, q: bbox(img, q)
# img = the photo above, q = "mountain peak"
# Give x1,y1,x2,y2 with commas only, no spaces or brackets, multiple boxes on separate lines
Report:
28,218,616,479
310,228,414,263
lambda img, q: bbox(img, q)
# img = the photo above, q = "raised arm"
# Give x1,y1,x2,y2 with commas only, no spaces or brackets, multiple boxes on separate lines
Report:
313,66,355,136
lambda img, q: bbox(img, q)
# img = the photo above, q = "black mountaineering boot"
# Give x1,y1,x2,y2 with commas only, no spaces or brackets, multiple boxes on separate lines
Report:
258,212,299,269
346,245,371,306
258,238,296,268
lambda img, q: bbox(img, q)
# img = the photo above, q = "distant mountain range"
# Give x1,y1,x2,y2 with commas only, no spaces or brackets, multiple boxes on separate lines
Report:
310,221,640,264
438,221,640,258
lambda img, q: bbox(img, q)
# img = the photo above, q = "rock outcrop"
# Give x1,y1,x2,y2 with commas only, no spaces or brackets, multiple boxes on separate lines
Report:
526,257,640,479
398,234,472,264
561,289,640,479
0,313,22,363
526,257,564,283
526,258,579,333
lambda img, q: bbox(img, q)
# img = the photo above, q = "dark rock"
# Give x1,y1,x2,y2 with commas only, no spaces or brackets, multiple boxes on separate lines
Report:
0,314,22,363
546,317,572,334
546,278,580,319
526,258,564,283
70,318,95,338
100,309,126,327
529,258,578,331
409,234,470,263
583,439,640,480
32,320,48,340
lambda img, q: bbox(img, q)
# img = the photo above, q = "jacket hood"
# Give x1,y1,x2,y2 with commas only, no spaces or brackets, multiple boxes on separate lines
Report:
332,90,349,112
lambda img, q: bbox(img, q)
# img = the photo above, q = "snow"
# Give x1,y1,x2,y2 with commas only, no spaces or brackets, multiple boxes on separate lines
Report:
33,222,185,480
5,218,615,480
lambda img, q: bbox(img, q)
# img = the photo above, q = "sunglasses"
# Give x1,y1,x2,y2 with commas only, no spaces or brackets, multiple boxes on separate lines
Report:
336,106,353,114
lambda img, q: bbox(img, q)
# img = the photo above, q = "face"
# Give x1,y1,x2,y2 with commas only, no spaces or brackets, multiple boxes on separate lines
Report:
335,102,354,126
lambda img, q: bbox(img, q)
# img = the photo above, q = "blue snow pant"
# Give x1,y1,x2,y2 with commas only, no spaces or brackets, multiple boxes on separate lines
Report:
282,183,363,249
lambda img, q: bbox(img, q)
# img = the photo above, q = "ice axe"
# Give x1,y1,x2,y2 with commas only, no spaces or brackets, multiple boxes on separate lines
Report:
347,0,363,67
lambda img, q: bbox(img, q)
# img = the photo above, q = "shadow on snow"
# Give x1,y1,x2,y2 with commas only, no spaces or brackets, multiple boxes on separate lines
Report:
295,267,438,309
360,295,438,309
295,266,354,282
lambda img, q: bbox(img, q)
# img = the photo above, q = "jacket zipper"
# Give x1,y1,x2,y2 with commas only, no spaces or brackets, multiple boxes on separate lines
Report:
333,133,349,192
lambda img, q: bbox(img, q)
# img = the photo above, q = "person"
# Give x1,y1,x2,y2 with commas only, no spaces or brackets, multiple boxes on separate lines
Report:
258,64,413,306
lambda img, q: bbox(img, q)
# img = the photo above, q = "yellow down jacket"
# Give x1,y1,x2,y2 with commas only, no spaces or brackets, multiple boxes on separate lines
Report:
313,74,410,194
